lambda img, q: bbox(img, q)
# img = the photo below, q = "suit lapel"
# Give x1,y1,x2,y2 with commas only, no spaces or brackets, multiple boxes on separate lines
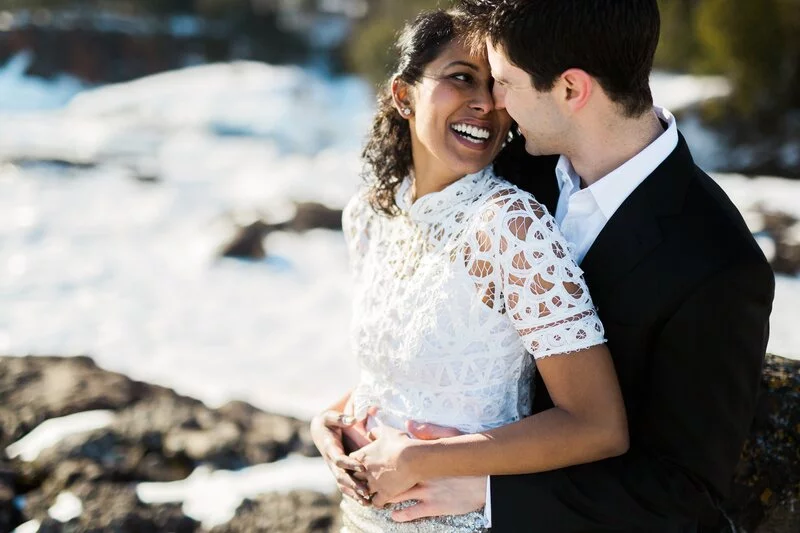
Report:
579,134,695,297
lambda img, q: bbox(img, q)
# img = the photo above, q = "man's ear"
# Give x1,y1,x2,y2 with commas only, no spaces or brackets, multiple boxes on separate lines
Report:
391,77,414,118
558,68,593,113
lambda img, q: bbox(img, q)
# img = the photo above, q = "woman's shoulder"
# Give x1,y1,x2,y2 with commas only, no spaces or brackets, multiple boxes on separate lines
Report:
477,172,555,227
342,187,378,242
343,187,374,222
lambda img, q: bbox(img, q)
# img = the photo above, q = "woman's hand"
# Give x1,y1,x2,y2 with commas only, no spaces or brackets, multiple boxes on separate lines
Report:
349,420,424,506
310,410,372,504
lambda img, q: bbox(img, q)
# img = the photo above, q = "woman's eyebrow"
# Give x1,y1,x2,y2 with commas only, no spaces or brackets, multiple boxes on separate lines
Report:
443,60,480,71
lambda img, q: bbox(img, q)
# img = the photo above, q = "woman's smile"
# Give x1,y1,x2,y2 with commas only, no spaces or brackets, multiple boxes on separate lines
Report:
449,120,494,150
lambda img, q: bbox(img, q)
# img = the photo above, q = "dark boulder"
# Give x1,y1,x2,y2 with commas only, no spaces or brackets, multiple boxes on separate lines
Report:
219,220,273,260
0,356,147,449
759,210,800,275
30,481,199,533
0,459,20,533
287,202,343,232
725,354,800,533
209,491,341,533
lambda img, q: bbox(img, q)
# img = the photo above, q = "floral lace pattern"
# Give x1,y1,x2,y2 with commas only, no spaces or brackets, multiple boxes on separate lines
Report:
343,167,605,435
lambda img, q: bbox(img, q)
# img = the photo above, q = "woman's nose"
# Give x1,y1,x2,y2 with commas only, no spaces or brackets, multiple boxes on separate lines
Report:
470,86,495,114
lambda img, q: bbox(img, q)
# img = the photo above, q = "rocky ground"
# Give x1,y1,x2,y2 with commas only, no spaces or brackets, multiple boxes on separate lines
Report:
0,354,797,532
0,356,338,533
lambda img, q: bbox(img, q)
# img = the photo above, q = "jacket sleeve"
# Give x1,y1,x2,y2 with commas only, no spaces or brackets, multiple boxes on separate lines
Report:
489,258,775,532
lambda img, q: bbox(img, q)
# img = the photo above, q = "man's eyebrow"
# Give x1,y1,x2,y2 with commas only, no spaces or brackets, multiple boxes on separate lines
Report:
443,60,480,71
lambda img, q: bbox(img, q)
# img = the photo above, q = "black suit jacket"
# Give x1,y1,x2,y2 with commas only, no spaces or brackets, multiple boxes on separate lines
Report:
491,135,775,532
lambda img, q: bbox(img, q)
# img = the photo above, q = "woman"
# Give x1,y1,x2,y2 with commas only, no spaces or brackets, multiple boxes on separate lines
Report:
311,9,628,532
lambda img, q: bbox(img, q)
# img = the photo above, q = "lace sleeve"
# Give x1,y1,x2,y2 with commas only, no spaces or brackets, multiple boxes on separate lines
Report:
476,188,605,359
342,190,372,277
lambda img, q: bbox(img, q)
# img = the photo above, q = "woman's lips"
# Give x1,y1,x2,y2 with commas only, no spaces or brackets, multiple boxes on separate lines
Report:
449,122,492,151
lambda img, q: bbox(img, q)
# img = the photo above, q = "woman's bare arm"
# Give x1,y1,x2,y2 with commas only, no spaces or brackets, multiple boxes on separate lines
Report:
353,343,628,502
408,343,628,478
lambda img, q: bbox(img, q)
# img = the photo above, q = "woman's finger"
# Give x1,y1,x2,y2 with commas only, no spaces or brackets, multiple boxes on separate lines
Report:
337,482,371,506
351,470,369,482
334,470,371,505
321,410,356,428
334,454,365,472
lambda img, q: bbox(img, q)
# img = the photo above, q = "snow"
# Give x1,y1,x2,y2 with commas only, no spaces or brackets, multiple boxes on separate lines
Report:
48,492,83,523
11,520,41,533
5,411,116,462
0,51,86,111
137,457,335,528
649,71,731,112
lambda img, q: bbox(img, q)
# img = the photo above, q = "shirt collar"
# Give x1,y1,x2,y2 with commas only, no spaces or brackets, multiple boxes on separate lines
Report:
555,156,581,195
556,106,679,219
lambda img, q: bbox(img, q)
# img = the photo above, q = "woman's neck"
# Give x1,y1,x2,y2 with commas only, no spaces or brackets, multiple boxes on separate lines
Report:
411,170,463,202
409,150,464,202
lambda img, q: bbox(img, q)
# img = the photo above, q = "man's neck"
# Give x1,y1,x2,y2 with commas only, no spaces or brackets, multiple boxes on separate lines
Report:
567,109,665,187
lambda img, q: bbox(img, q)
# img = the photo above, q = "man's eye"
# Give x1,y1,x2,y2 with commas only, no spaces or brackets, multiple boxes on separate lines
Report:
452,73,473,83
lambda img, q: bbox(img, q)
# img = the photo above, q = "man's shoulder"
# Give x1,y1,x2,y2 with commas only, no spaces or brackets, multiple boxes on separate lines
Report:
680,165,767,263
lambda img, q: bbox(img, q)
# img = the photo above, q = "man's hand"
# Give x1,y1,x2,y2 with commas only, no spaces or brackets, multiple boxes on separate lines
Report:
390,477,488,522
310,410,372,505
391,420,486,521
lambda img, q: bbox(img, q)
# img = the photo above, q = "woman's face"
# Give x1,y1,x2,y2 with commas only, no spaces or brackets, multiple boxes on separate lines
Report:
397,40,513,183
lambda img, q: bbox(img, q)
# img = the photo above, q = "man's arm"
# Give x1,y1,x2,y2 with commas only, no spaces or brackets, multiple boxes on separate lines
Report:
490,258,774,532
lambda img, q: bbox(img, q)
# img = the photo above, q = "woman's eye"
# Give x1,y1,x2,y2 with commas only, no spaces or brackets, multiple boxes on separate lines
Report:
452,73,473,83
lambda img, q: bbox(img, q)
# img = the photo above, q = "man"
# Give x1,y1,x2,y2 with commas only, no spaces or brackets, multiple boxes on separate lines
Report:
315,1,775,531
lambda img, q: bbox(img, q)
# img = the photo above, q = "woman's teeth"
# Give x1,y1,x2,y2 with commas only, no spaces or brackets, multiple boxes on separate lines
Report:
451,123,491,143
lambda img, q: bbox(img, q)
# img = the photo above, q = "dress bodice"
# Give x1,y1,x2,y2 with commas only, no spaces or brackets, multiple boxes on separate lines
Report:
343,167,605,435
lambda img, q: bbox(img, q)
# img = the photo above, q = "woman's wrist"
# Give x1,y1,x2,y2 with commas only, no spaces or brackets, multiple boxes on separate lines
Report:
402,438,439,482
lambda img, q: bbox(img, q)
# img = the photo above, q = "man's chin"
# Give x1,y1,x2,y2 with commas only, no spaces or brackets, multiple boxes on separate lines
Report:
524,142,544,156
523,138,557,157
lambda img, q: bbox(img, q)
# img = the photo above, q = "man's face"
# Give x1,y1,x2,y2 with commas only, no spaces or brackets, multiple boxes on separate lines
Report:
487,41,568,156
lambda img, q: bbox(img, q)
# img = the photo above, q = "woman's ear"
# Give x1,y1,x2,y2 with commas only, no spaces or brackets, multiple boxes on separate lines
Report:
391,78,414,118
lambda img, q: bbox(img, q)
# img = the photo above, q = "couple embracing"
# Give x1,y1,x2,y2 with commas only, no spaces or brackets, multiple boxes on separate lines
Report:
310,1,775,532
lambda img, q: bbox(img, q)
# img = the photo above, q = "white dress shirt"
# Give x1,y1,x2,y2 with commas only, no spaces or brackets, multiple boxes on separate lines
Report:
485,106,678,526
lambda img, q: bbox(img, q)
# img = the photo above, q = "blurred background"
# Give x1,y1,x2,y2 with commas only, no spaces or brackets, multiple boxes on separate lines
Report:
0,1,799,530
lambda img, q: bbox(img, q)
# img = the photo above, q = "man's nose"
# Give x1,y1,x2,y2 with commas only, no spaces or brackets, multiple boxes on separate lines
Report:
492,84,506,110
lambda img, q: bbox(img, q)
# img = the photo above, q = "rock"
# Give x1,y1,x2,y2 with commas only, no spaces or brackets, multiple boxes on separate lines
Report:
0,460,20,533
217,400,319,462
209,491,341,533
725,354,800,533
287,202,343,232
219,220,273,260
19,429,194,494
0,356,146,449
217,202,343,261
30,481,199,533
2,357,312,496
759,209,800,275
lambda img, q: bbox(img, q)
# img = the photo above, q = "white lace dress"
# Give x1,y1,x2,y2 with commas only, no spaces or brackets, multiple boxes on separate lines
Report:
340,167,605,532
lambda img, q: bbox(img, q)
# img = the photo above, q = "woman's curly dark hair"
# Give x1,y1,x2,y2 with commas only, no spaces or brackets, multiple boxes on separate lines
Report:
362,7,532,216
362,10,467,216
